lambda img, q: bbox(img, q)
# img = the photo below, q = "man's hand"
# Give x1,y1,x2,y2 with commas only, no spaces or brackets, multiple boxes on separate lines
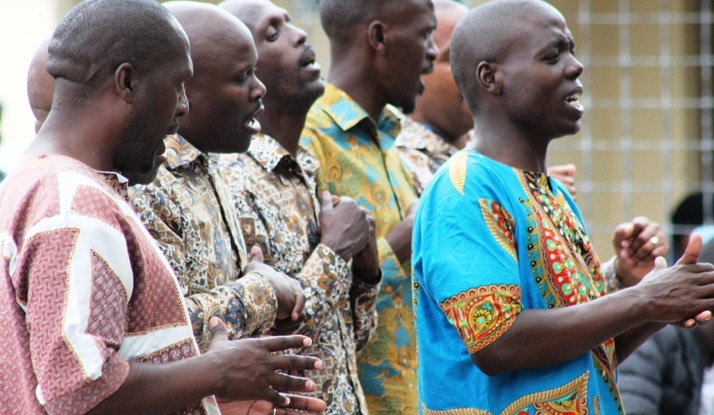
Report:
634,234,714,326
206,318,324,406
352,213,380,283
319,192,371,261
217,394,327,415
547,164,577,201
245,246,305,333
612,217,669,287
385,202,418,265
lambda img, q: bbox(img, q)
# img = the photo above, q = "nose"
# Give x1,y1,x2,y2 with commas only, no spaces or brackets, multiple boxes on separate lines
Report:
176,84,189,118
251,74,267,101
426,34,439,63
566,56,584,79
292,25,307,47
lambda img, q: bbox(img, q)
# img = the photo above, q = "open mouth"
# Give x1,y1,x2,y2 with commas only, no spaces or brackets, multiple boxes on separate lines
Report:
244,105,265,133
300,47,319,70
565,91,583,111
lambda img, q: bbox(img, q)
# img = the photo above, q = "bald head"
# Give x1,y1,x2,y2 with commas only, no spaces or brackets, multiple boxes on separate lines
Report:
451,0,562,110
27,37,54,133
48,0,187,98
165,2,254,67
219,0,267,34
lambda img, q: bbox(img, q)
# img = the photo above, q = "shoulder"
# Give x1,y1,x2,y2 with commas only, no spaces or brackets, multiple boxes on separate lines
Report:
426,150,509,203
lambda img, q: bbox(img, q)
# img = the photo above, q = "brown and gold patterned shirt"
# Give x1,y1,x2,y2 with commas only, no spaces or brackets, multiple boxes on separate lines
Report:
219,134,380,415
130,134,277,350
394,110,462,196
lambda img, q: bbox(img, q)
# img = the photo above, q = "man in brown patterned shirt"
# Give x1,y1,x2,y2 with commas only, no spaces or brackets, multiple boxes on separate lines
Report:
130,3,307,353
218,1,381,414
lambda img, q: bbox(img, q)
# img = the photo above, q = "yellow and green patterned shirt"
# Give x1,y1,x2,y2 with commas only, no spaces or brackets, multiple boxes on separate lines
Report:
130,134,277,351
301,83,419,415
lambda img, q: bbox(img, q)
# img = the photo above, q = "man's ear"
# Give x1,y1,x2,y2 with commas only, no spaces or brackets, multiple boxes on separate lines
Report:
476,61,502,95
367,21,387,55
115,63,135,104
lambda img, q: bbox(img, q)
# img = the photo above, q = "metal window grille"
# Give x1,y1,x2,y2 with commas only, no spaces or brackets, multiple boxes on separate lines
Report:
534,0,714,257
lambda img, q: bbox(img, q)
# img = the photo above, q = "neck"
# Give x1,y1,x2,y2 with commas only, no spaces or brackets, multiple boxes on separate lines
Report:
470,109,550,172
327,50,386,121
258,97,311,157
26,104,117,172
409,111,463,146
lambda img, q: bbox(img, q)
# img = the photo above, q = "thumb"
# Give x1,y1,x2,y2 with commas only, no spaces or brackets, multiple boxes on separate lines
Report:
249,245,264,264
209,317,228,341
652,256,668,272
677,234,703,265
321,192,334,211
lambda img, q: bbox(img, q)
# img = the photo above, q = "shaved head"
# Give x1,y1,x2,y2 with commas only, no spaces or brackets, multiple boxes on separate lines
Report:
320,0,417,46
27,37,54,133
219,0,264,33
47,0,186,99
451,0,562,111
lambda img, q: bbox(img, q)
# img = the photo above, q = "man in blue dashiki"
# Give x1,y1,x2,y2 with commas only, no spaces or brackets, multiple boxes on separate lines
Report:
413,1,714,414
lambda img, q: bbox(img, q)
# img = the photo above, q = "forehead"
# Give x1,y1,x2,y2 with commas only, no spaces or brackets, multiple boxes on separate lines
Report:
254,0,289,26
434,5,467,48
513,7,572,52
390,0,436,27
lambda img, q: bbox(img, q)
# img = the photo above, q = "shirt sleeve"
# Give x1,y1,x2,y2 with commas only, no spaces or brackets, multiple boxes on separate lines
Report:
130,184,277,350
349,272,381,352
414,164,523,355
294,244,352,339
22,221,131,414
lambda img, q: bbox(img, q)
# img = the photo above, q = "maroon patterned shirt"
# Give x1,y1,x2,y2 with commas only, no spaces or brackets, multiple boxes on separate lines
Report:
0,155,220,415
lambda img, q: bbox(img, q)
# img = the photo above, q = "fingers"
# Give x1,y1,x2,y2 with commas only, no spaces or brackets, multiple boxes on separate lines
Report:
547,164,577,177
290,280,306,321
209,317,228,341
612,223,634,253
268,373,317,393
677,233,703,265
261,335,313,353
274,394,327,414
320,192,334,211
269,353,324,372
250,245,265,264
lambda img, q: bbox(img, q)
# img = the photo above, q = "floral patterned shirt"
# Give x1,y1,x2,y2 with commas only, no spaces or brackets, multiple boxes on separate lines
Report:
0,155,219,415
218,134,380,415
130,134,277,350
301,84,420,415
394,111,461,196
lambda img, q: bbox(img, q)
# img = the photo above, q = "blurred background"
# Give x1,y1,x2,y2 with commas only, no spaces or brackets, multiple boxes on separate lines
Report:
0,0,711,257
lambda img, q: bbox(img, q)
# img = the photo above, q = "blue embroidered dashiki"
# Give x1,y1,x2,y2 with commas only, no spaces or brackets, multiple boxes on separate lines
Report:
413,150,621,415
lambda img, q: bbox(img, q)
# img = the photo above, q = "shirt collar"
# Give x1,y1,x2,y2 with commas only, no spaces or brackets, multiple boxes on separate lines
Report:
248,133,320,176
317,84,402,138
394,110,459,157
164,134,209,169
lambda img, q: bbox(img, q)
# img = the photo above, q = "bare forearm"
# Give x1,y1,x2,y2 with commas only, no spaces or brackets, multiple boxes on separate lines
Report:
474,290,645,375
615,322,665,363
86,355,220,415
385,225,412,264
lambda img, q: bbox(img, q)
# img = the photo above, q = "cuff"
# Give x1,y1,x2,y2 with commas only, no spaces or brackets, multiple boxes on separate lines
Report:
236,271,278,336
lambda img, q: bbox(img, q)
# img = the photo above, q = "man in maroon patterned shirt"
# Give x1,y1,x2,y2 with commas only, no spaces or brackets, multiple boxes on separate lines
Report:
0,0,325,414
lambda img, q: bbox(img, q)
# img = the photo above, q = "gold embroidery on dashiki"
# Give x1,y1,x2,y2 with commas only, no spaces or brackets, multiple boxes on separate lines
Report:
449,151,470,196
130,134,277,350
501,371,590,415
479,199,518,263
219,134,379,415
439,285,522,353
421,402,493,415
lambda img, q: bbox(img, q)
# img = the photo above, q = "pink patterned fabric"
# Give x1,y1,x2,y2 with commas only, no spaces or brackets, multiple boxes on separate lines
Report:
0,155,218,415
